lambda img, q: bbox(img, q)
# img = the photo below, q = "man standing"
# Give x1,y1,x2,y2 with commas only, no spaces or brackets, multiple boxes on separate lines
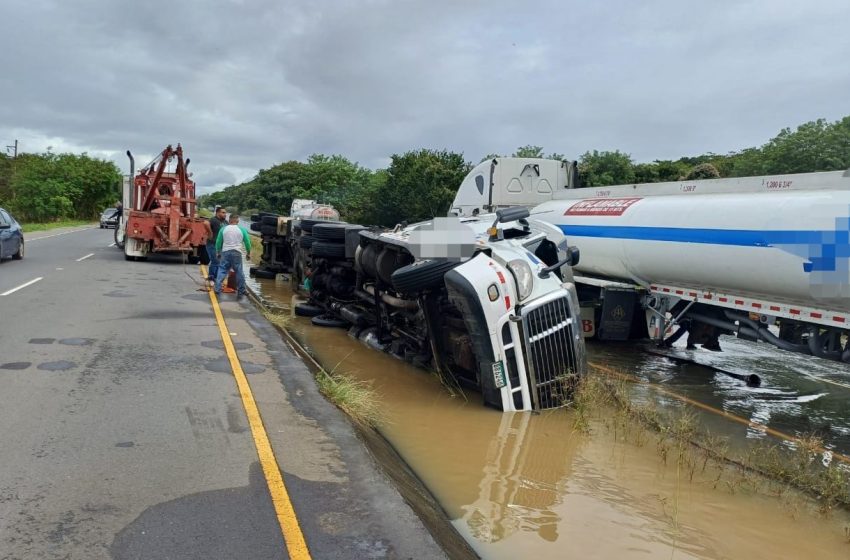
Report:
207,206,227,282
215,213,251,299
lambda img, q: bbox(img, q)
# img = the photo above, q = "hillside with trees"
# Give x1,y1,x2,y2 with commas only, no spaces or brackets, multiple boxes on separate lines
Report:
200,115,850,226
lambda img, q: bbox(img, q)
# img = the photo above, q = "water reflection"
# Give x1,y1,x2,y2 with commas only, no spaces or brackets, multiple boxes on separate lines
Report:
460,412,572,544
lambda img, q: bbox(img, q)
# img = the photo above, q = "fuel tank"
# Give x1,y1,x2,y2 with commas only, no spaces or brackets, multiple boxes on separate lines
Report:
534,179,850,313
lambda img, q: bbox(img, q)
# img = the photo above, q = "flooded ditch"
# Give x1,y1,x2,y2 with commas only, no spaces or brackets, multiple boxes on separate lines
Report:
249,276,850,559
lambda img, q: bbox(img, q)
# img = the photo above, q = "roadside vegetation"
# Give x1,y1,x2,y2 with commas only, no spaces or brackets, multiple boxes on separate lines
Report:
21,219,93,232
573,369,850,514
0,151,121,222
261,308,383,427
199,115,850,226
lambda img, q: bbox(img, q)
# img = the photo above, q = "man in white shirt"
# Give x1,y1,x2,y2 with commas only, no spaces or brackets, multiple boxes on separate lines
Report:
214,214,252,299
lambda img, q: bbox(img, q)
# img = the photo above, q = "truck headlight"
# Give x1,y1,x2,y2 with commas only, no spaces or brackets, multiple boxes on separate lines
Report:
507,259,534,301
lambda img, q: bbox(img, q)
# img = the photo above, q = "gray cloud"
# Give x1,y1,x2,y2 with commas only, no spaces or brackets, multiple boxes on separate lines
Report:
1,0,848,193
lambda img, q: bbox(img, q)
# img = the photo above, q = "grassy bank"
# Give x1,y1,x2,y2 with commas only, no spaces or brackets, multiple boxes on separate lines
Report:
261,308,383,427
575,369,850,514
22,219,93,233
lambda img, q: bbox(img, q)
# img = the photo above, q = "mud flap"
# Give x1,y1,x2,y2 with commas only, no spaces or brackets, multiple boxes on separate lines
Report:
597,288,637,341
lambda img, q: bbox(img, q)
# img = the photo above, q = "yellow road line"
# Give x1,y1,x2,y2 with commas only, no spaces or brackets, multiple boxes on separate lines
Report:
204,265,312,559
589,361,850,465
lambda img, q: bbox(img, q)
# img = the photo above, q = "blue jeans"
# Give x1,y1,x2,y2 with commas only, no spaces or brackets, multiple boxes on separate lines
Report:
206,242,219,280
215,250,246,295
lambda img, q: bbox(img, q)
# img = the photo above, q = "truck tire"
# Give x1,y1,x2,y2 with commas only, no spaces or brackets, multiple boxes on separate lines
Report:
312,223,349,241
294,303,324,317
300,219,340,234
391,259,461,293
311,314,349,328
250,222,263,232
310,241,346,259
251,268,277,279
260,224,278,236
261,215,279,226
299,235,315,249
250,214,261,222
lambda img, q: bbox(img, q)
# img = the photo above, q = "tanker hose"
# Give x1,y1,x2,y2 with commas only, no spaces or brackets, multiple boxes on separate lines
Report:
723,311,811,355
686,313,758,340
805,325,844,361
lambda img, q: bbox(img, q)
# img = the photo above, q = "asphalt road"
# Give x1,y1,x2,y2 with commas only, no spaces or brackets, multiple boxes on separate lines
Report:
0,226,288,559
0,225,448,560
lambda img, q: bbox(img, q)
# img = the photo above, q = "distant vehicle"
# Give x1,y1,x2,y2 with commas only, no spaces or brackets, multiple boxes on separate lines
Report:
0,207,24,261
100,208,119,229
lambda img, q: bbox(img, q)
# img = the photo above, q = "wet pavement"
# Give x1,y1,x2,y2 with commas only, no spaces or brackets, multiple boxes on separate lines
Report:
0,227,446,560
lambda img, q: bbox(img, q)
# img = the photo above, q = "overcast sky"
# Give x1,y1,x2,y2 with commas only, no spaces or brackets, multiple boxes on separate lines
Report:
1,0,848,194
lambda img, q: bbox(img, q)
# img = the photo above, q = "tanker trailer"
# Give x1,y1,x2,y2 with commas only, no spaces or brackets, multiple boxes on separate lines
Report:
532,168,850,362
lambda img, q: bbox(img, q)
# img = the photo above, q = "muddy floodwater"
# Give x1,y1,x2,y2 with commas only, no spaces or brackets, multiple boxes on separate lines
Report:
250,278,850,559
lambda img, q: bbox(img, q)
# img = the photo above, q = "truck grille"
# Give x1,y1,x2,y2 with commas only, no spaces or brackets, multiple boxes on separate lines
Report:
520,292,579,410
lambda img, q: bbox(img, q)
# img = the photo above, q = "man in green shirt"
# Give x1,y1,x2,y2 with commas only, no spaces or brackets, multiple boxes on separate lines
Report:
214,213,252,299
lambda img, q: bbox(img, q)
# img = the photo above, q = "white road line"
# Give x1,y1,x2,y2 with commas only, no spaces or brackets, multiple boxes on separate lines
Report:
28,227,95,242
1,277,43,296
76,253,95,262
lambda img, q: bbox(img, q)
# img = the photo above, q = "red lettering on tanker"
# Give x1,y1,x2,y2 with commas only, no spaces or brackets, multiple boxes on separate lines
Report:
565,197,642,216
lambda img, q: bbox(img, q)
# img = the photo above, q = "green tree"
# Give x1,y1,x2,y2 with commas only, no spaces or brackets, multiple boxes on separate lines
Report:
513,145,544,158
684,162,721,180
376,149,471,225
5,151,120,221
578,150,635,187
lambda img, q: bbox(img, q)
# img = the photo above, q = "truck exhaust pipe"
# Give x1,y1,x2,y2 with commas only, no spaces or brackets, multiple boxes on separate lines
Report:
126,150,135,209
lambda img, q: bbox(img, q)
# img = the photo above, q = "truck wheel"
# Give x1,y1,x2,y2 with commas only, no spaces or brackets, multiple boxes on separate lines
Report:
300,219,339,234
310,241,345,259
260,224,278,236
250,214,261,222
250,222,263,232
391,259,461,293
261,215,280,226
299,235,315,249
294,303,324,317
312,223,349,241
311,314,349,328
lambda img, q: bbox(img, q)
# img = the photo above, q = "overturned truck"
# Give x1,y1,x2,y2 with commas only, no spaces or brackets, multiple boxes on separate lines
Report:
253,207,587,411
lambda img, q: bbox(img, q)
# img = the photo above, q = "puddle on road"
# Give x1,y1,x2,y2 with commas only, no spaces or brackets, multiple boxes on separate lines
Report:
37,360,77,371
253,279,850,559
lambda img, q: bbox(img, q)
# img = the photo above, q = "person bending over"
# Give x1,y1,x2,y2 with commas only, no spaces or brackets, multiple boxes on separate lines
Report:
214,214,252,299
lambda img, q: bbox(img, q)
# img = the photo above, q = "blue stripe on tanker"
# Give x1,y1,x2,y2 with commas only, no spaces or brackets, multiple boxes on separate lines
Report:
556,224,850,273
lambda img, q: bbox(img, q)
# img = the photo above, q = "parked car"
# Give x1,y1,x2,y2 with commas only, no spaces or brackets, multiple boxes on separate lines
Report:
100,207,119,229
0,207,24,261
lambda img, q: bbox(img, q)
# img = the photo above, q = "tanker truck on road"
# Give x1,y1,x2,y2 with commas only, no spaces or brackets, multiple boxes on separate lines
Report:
451,160,850,363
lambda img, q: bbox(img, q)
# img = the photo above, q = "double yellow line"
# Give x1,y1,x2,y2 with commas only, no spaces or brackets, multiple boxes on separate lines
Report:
204,267,312,559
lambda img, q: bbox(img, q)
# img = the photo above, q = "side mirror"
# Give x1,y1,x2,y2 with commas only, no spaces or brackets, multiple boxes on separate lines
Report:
538,246,580,279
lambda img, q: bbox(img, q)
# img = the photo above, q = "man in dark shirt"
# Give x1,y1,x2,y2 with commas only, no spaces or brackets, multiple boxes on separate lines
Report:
207,206,227,281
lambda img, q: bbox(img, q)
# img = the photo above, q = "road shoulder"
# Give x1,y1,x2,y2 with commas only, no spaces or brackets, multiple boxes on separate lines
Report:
218,296,459,559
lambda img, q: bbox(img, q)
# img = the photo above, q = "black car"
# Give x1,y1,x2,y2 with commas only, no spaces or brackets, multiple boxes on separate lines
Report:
100,207,119,229
0,207,24,260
